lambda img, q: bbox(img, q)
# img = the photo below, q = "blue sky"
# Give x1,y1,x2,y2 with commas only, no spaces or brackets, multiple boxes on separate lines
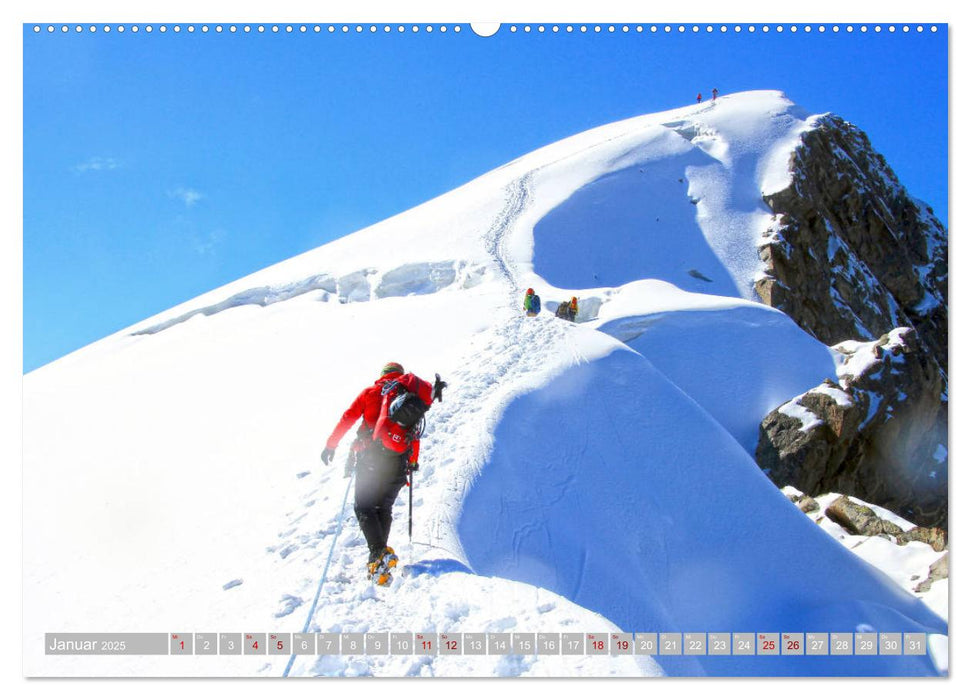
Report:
23,22,948,372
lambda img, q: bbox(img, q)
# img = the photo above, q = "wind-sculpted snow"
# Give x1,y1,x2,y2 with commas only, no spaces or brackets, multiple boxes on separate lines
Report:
533,161,737,295
457,347,946,676
132,261,485,335
129,273,339,335
376,262,456,298
598,305,839,452
532,95,815,302
270,385,664,677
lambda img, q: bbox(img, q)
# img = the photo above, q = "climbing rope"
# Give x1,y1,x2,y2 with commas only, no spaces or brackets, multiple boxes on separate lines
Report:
282,473,354,678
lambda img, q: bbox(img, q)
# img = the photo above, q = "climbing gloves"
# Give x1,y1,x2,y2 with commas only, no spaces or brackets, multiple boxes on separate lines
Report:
321,447,335,465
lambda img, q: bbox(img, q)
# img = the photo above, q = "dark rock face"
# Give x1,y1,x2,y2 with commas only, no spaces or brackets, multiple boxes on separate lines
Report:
758,330,947,528
758,380,862,497
754,115,948,530
759,115,948,374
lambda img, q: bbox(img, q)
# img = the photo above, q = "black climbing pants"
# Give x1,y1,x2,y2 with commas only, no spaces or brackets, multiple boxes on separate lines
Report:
354,445,407,561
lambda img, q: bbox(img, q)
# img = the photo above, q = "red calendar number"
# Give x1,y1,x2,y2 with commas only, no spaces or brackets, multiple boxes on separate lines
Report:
786,640,800,651
762,640,775,651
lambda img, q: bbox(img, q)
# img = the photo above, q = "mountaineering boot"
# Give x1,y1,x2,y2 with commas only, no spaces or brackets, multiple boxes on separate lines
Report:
381,546,399,570
366,558,393,587
367,551,395,587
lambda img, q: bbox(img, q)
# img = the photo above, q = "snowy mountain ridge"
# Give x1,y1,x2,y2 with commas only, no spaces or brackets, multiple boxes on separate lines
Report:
112,90,808,338
24,90,946,678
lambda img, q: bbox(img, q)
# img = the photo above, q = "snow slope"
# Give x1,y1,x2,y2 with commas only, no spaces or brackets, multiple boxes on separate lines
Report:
23,91,945,677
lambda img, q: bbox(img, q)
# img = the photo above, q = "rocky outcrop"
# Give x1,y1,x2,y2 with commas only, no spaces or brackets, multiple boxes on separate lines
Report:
758,115,948,374
898,527,948,553
788,492,820,514
808,493,947,553
758,330,947,528
754,115,948,530
824,495,903,538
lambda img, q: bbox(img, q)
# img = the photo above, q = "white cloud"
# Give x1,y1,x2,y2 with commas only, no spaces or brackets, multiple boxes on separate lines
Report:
73,156,121,174
168,186,204,207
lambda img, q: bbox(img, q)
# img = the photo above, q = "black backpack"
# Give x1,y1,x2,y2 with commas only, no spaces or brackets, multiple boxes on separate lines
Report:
388,391,429,430
381,376,433,436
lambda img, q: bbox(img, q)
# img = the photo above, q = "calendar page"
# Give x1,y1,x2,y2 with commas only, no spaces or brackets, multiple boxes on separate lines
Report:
20,0,951,685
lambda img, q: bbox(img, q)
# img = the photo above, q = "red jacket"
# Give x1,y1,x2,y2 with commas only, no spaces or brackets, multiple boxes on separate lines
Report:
326,371,426,465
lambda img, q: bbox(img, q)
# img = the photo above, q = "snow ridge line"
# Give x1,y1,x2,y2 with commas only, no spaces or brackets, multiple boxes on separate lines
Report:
281,474,354,678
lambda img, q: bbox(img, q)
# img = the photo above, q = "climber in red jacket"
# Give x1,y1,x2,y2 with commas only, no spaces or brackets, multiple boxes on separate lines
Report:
321,361,445,584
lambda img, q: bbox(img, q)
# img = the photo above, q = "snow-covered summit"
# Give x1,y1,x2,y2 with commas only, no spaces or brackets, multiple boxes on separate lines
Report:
24,91,946,677
118,89,811,337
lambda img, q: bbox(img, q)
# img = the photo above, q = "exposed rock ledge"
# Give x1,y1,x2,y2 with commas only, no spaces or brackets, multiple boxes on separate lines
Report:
759,329,947,529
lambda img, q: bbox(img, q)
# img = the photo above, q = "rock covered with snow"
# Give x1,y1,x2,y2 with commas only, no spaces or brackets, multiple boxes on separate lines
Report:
757,379,863,495
759,115,947,374
753,114,948,533
788,492,820,513
898,527,948,553
824,495,905,538
782,487,947,621
758,329,947,528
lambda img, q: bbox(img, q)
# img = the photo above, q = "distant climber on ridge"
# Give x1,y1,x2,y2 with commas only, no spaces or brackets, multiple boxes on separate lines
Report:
555,296,579,322
523,288,541,317
697,92,703,103
321,362,447,586
712,87,719,101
